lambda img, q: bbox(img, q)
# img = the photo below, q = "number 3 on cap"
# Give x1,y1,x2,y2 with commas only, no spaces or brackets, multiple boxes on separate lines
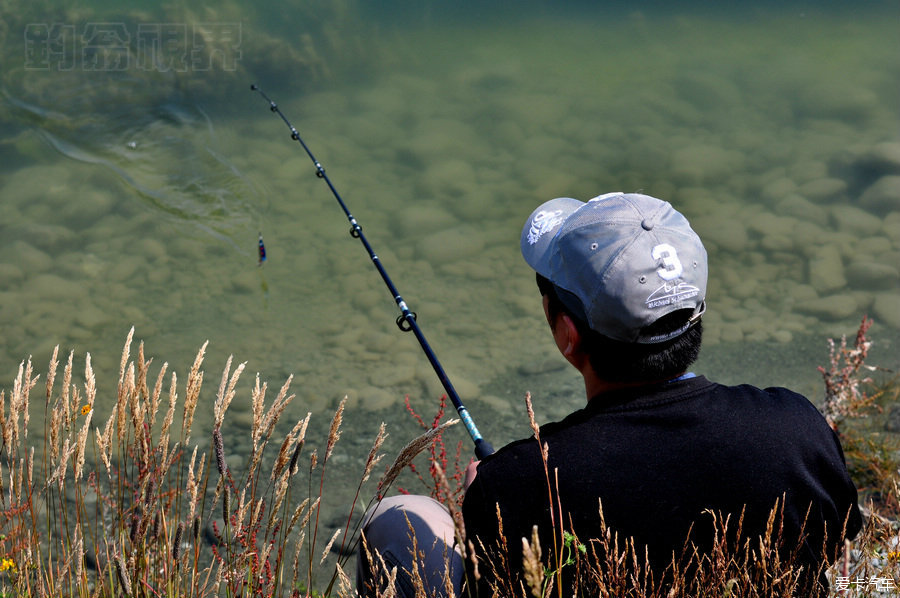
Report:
651,243,683,281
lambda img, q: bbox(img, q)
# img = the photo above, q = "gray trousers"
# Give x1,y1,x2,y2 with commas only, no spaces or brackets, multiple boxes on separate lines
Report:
356,495,464,597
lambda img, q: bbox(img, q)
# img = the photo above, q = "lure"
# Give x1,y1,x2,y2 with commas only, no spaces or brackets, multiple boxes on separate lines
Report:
258,232,266,266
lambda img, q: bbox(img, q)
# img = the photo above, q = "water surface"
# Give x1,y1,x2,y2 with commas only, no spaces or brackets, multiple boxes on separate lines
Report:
1,0,898,557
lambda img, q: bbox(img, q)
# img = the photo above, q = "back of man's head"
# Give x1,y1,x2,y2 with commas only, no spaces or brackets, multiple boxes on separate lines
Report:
523,192,708,383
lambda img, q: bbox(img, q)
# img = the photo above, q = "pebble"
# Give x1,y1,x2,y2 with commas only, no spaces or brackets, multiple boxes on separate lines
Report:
855,236,893,255
360,331,401,355
673,186,717,214
782,282,819,303
230,270,260,294
745,329,769,343
108,255,144,283
745,211,794,237
74,303,110,329
760,233,794,252
856,142,900,175
418,225,485,264
351,289,382,313
229,408,254,429
884,212,900,243
26,273,88,301
731,279,759,300
394,203,458,237
355,386,400,411
670,144,745,184
800,177,847,201
21,223,77,250
774,194,830,226
872,293,900,330
137,237,167,261
807,244,846,293
772,329,793,343
0,263,24,287
0,295,24,330
692,217,749,254
794,294,859,321
850,287,875,309
830,204,883,235
77,190,116,218
368,363,416,388
781,316,813,333
11,240,54,272
792,223,833,256
416,363,479,404
146,267,170,286
845,261,900,290
789,160,828,183
801,84,879,123
738,315,767,335
479,394,513,414
674,70,742,111
859,175,900,213
720,324,744,343
225,453,244,473
518,357,567,377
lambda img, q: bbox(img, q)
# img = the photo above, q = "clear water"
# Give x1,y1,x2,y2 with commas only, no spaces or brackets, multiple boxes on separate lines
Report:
1,0,899,555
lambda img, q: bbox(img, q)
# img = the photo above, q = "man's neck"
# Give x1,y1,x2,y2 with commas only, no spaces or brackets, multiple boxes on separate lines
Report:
584,371,689,404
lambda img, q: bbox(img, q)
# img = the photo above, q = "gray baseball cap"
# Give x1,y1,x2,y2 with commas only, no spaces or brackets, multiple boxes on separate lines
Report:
521,192,707,344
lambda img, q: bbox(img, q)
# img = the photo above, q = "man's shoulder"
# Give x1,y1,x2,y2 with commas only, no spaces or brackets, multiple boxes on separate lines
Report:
652,375,822,415
711,380,828,419
472,377,832,482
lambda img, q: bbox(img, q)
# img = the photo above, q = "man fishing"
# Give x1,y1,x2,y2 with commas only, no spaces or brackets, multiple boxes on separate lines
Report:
358,192,861,597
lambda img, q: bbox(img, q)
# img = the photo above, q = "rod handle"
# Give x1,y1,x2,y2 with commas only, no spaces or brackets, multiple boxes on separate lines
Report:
474,438,494,460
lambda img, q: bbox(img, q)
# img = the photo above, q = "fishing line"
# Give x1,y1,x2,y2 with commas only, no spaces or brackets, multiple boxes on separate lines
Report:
251,84,494,459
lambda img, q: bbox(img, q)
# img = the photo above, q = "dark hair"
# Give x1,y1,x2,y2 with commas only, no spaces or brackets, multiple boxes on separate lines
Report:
537,274,702,383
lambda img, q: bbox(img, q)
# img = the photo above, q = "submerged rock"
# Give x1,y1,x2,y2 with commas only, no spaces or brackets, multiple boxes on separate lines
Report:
774,194,830,227
419,225,485,265
670,144,745,185
795,294,859,321
860,175,900,213
884,212,900,243
800,177,847,202
762,176,798,204
856,142,900,175
808,244,846,293
831,204,883,235
0,263,24,287
845,261,900,290
691,216,749,254
872,293,900,330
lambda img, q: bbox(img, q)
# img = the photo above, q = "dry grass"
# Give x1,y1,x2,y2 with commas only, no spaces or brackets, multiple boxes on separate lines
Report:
0,318,897,597
0,327,441,598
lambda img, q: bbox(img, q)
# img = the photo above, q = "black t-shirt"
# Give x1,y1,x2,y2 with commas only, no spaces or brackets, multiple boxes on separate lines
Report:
461,375,861,596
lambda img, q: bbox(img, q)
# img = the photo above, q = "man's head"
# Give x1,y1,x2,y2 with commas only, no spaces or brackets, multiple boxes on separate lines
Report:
521,192,708,383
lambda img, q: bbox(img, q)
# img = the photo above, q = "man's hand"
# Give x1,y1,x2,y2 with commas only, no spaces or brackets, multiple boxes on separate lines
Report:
464,460,480,490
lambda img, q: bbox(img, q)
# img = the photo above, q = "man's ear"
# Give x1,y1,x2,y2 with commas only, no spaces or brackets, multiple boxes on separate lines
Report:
558,312,582,359
544,296,585,365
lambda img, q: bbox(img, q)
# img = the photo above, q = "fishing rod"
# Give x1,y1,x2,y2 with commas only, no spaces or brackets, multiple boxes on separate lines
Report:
251,84,494,459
